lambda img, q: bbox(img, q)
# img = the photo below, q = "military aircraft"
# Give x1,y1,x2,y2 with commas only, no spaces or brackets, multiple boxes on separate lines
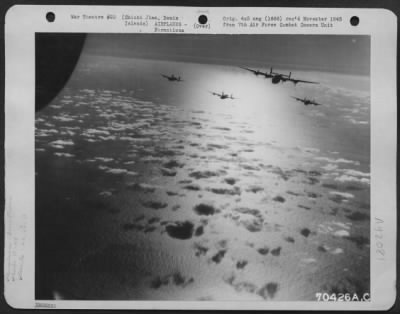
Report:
291,96,322,106
239,67,273,78
269,68,319,85
161,74,183,82
209,91,237,99
240,66,319,85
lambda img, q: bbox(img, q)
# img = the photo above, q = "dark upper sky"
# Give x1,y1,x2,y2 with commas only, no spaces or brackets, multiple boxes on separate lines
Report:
83,34,370,76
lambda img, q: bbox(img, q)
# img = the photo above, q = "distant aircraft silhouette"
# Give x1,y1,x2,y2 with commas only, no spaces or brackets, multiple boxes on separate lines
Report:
291,96,323,106
209,91,237,100
161,74,183,82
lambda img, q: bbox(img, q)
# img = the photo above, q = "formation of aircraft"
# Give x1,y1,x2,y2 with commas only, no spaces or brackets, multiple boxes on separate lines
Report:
161,74,183,82
209,91,237,100
291,96,322,106
161,67,322,106
239,66,322,106
160,74,237,100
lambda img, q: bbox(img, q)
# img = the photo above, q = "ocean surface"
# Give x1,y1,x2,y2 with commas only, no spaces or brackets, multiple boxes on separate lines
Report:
36,54,370,300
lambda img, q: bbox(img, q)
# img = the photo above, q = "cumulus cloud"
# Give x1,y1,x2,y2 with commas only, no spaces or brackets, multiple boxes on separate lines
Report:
335,175,370,184
54,152,75,157
49,139,74,148
329,191,355,199
314,156,360,165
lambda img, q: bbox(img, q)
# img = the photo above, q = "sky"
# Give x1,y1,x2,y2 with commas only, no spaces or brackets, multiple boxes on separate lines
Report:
83,34,370,76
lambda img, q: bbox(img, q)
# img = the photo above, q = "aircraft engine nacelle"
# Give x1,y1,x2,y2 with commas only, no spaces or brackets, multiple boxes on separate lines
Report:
272,76,281,84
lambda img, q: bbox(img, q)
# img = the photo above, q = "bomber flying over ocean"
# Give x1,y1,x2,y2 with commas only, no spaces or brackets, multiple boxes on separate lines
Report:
291,96,323,106
209,91,237,100
240,67,319,85
161,74,183,82
269,68,319,85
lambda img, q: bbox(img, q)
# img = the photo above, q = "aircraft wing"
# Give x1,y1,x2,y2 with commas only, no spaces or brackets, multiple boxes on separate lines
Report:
209,91,220,96
161,74,169,79
291,78,319,84
312,101,323,106
291,96,303,102
262,72,273,78
240,67,271,77
239,67,259,74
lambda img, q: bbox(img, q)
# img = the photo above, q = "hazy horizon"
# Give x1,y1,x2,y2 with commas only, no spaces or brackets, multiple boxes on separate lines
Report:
83,34,370,76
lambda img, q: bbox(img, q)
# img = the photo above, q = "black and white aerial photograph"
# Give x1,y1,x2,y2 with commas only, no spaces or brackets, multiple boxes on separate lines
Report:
35,34,370,301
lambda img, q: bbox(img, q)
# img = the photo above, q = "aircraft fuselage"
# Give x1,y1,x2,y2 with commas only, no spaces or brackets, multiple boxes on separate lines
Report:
272,76,282,84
